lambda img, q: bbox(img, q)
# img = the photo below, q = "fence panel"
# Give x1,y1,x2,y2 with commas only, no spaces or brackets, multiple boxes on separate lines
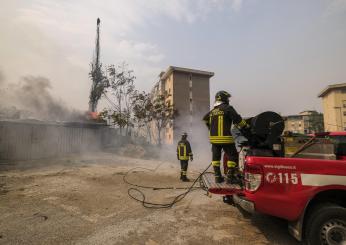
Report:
0,120,125,161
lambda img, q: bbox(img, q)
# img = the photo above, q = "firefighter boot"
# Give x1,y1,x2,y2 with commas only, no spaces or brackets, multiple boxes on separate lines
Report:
226,168,241,185
181,171,190,182
181,175,190,182
213,166,224,183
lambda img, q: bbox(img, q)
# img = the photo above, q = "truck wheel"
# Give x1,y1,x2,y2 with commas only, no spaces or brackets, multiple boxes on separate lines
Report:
305,203,346,245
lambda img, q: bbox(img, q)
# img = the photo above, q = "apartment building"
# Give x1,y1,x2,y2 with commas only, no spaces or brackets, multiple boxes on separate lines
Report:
151,66,214,144
284,110,324,134
318,83,346,131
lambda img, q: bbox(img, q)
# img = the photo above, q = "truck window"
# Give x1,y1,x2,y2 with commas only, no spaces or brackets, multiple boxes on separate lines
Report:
328,136,346,156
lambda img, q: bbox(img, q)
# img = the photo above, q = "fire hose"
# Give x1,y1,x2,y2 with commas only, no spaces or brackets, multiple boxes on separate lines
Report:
124,163,211,209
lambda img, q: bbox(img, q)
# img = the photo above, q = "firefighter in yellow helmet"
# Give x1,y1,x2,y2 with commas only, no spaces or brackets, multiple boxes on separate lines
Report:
203,91,248,184
176,132,193,182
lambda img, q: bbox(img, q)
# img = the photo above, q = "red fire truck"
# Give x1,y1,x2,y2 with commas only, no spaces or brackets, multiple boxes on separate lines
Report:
202,112,346,245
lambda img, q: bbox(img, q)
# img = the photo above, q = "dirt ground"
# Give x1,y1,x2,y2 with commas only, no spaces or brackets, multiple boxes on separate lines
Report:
0,153,300,245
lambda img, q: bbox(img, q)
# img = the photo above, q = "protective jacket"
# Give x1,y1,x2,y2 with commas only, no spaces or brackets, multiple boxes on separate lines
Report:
203,103,247,144
177,139,193,160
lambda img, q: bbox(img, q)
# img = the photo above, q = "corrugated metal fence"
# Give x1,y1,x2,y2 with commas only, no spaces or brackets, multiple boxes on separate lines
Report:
0,120,125,161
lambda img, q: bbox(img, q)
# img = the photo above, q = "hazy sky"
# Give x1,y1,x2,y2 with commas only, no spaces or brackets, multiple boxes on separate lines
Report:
1,0,346,116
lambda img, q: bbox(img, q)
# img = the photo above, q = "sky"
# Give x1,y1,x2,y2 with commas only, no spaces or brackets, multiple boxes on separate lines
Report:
1,0,346,117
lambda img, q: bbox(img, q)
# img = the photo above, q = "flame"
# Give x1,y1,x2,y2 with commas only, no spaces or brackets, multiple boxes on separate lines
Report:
86,111,100,120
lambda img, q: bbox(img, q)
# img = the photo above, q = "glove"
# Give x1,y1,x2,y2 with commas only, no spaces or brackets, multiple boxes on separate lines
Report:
190,155,193,161
177,155,179,160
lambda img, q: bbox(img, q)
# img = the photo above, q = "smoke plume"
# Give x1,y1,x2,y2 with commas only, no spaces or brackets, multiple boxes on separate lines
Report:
0,71,4,85
0,71,84,121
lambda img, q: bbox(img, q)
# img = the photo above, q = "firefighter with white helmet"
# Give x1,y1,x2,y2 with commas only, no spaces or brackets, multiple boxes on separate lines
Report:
203,90,248,184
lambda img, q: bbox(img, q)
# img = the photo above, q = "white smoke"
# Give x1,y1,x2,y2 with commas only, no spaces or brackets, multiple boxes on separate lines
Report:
0,71,84,121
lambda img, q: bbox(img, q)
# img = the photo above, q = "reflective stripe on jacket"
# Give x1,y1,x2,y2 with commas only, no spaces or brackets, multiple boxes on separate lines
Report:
177,140,193,160
203,103,246,144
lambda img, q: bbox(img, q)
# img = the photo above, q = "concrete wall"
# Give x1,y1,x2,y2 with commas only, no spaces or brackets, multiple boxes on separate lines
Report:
0,120,125,161
171,72,210,144
172,71,191,143
191,74,210,119
188,74,211,152
322,90,346,131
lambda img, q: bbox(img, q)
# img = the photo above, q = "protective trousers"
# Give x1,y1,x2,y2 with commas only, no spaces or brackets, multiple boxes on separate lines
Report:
180,160,188,178
211,144,238,175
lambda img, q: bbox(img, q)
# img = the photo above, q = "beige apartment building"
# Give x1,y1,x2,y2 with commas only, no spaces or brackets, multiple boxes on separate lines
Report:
284,110,324,134
284,115,304,134
151,66,214,145
318,83,346,131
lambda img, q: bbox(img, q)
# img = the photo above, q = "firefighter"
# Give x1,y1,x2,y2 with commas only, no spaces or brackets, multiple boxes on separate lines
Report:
203,90,248,184
176,132,193,182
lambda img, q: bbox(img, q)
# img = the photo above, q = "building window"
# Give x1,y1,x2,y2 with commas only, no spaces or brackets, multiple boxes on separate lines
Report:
343,111,346,116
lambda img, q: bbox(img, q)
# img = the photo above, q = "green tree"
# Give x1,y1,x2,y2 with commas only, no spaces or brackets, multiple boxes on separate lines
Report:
106,63,136,135
89,62,109,112
151,93,176,146
132,91,153,142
